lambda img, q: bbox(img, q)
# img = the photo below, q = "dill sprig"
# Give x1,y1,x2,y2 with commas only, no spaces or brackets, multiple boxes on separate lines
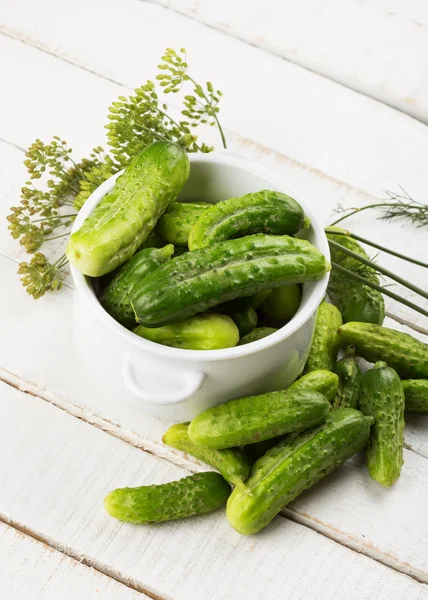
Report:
8,47,226,299
331,186,428,227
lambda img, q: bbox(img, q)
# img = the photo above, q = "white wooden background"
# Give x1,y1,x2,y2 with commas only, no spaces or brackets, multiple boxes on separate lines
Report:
0,1,428,598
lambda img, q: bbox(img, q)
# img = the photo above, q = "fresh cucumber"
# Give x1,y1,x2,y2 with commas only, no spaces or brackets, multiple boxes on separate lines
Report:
156,201,210,247
402,380,428,412
303,301,343,373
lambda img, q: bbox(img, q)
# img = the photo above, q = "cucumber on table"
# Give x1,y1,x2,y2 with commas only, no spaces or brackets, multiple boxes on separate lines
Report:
163,423,250,487
131,234,330,327
359,362,405,487
303,301,343,373
337,322,428,379
327,227,385,325
66,141,189,277
227,409,374,535
100,245,174,328
188,389,330,449
402,380,428,412
188,190,309,251
156,201,210,247
133,313,239,350
332,355,362,410
104,472,230,524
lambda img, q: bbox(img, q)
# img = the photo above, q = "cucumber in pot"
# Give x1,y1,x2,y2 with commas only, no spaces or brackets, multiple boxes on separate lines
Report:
219,289,272,315
227,408,373,535
188,190,308,251
327,227,385,325
163,423,250,487
104,472,230,524
402,380,428,412
133,313,239,350
66,142,189,277
131,234,330,327
337,322,428,379
238,327,278,345
359,362,404,487
100,245,174,328
219,305,258,337
188,389,330,449
303,301,343,373
332,355,362,410
259,284,301,323
156,201,211,247
290,369,339,403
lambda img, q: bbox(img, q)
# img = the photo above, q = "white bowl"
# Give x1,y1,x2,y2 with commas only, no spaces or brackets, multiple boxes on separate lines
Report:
70,151,330,421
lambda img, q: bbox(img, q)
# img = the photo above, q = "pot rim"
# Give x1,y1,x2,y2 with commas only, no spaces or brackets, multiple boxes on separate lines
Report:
70,150,330,363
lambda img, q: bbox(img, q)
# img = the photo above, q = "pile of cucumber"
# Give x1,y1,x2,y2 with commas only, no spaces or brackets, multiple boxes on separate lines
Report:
66,141,428,535
104,312,428,535
67,141,330,348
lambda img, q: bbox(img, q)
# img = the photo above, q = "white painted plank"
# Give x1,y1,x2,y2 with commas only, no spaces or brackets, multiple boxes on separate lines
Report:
0,522,146,600
1,1,428,203
151,0,428,123
365,0,428,25
1,381,427,598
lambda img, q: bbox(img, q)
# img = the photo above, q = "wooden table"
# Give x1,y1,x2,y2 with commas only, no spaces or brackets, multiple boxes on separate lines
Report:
1,1,428,598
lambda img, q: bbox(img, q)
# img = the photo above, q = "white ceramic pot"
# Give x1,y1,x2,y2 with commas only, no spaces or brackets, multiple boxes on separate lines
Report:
70,151,330,421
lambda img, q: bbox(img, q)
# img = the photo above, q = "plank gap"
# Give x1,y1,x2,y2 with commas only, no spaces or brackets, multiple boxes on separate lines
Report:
0,513,169,600
282,506,428,585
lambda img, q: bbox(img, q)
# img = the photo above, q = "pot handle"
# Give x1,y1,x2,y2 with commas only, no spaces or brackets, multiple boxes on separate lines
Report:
122,354,205,406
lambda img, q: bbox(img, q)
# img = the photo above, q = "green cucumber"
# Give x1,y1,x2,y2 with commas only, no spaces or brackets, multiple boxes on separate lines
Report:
332,356,362,410
402,380,428,412
131,234,330,327
188,390,330,449
188,190,308,251
163,423,250,487
67,142,189,277
337,322,428,379
259,284,301,323
327,227,385,325
101,245,174,328
133,313,239,350
226,409,373,535
244,369,339,461
218,305,258,337
359,362,404,487
304,301,343,373
156,201,210,247
104,472,230,524
291,369,339,402
238,327,278,345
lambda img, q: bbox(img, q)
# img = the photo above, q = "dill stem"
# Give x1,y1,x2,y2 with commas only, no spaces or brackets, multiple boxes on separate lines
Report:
328,239,428,300
329,203,408,226
186,75,227,149
331,262,428,319
325,228,428,268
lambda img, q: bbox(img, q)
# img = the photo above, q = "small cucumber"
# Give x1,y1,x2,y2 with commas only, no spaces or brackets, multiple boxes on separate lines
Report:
304,301,343,373
100,245,174,328
133,313,239,350
138,231,165,250
67,142,189,277
327,227,385,325
188,190,308,251
238,327,277,345
244,369,339,461
359,362,405,487
188,390,330,449
337,322,428,379
218,305,258,337
291,369,339,402
132,234,330,327
104,472,230,524
259,284,301,323
402,380,428,412
220,289,272,315
163,423,250,487
227,408,373,535
155,201,210,247
332,356,362,410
